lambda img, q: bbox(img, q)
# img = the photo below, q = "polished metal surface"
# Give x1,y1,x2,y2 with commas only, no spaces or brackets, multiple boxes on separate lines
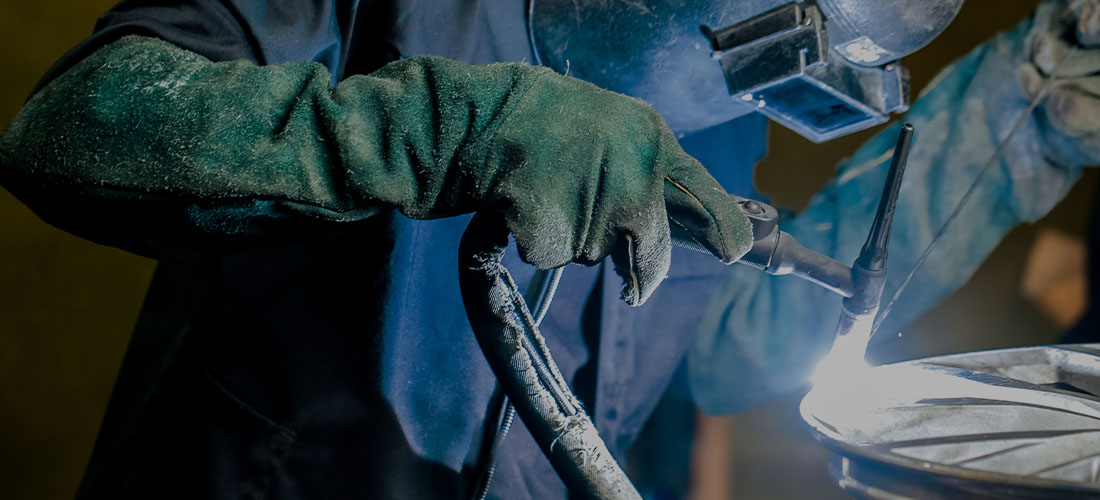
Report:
802,344,1100,499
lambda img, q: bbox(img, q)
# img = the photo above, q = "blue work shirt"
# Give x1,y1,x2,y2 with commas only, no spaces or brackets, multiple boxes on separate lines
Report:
44,1,767,499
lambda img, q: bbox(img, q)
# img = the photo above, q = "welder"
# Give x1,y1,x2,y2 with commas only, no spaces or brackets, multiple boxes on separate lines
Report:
1,0,1099,498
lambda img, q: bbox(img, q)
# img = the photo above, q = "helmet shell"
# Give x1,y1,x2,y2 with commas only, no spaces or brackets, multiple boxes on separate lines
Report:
532,0,963,135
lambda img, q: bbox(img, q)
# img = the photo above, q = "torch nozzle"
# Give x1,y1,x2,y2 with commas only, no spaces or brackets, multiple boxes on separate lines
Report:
856,123,914,273
681,123,914,357
830,123,914,369
813,123,914,388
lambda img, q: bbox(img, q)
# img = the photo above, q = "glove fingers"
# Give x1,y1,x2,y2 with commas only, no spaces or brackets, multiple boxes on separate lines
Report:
1018,61,1100,99
665,181,725,257
1046,83,1100,138
1019,63,1047,99
1034,0,1100,78
608,205,672,306
1078,0,1100,47
664,156,753,264
503,196,579,272
1065,74,1100,95
1034,32,1100,78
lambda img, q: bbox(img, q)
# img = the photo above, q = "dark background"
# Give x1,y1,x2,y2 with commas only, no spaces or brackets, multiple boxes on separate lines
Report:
0,0,1092,498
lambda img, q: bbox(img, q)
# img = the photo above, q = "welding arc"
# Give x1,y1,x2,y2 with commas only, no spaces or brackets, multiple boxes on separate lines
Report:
869,21,1078,340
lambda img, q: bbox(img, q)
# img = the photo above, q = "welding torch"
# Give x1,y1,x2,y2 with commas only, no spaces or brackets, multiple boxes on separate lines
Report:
725,123,913,345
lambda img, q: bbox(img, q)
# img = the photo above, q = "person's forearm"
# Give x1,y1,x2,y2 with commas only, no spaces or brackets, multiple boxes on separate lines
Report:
689,11,1087,414
1,35,753,305
0,35,543,257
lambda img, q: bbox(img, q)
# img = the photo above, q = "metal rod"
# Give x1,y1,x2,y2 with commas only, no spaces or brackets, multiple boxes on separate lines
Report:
857,123,914,273
834,123,915,344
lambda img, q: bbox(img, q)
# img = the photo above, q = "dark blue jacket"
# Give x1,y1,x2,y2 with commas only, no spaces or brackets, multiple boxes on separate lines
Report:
43,1,767,499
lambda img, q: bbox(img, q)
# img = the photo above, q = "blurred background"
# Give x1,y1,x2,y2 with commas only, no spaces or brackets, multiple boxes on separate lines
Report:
0,0,1094,498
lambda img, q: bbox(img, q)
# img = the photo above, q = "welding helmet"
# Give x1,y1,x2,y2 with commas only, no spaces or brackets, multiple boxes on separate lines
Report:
531,0,964,142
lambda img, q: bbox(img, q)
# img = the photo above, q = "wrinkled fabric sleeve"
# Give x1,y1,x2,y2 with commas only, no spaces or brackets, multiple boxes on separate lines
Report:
0,36,552,258
1,1,359,257
690,12,1093,414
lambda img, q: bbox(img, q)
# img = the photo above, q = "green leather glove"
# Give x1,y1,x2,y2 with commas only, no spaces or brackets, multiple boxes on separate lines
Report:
0,35,751,305
1019,0,1100,163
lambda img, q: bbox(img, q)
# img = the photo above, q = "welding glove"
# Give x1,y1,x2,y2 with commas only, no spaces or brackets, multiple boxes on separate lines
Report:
1018,0,1100,163
0,35,752,305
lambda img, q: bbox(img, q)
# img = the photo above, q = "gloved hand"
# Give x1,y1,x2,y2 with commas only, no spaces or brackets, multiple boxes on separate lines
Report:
0,35,752,305
1019,0,1100,162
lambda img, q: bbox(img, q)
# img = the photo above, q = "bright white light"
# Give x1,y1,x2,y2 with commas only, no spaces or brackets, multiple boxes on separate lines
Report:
810,311,875,390
810,347,872,390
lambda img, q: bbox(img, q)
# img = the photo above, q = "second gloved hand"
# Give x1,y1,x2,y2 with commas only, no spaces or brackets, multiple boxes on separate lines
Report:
0,36,752,305
1019,0,1100,163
